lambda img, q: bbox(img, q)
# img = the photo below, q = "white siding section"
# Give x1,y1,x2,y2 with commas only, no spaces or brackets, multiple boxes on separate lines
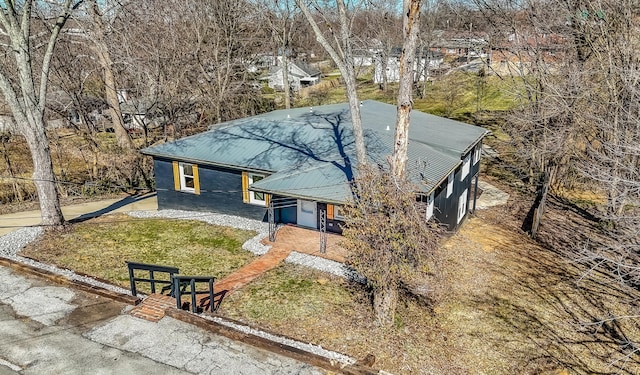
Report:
426,192,434,221
447,172,454,198
461,154,471,180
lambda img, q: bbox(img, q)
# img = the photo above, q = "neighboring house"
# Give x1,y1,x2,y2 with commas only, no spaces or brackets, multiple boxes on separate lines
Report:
120,97,157,132
141,100,488,235
265,60,321,92
373,48,444,84
430,34,489,62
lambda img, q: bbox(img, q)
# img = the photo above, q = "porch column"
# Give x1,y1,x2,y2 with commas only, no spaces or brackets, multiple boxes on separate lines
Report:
319,206,327,254
268,199,275,242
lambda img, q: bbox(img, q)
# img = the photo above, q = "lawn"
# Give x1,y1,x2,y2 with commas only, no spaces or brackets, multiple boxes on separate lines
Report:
18,207,640,375
20,213,257,291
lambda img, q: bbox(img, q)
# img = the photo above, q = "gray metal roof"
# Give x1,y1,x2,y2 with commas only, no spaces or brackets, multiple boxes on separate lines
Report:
141,100,487,203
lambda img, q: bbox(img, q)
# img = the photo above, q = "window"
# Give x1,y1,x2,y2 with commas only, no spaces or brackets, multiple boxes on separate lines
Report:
426,192,434,221
457,189,468,224
447,172,454,198
180,163,195,191
334,205,345,220
248,173,266,204
172,161,200,194
473,144,481,165
461,154,471,181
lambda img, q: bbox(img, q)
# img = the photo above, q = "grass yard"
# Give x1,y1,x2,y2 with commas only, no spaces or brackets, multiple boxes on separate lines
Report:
20,213,256,292
219,204,640,375
17,204,640,374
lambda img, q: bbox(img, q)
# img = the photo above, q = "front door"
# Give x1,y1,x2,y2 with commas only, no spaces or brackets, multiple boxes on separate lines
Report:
297,199,317,228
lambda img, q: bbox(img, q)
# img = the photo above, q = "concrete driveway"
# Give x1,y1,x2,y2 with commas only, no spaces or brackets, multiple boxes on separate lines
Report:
0,193,158,236
0,265,324,375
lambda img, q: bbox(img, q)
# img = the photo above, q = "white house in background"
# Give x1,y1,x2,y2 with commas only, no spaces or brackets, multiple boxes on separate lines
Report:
265,60,321,92
374,48,444,84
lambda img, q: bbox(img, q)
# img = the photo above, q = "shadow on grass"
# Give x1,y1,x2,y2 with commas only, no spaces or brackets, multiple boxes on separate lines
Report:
69,192,156,224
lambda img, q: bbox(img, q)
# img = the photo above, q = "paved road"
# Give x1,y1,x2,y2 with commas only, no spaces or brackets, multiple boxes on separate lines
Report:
0,265,324,375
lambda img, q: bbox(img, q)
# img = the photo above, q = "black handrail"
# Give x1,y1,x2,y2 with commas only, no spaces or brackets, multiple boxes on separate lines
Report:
126,261,180,296
171,275,215,313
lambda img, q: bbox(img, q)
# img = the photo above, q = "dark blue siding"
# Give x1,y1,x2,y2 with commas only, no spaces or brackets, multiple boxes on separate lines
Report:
433,143,482,230
154,158,268,221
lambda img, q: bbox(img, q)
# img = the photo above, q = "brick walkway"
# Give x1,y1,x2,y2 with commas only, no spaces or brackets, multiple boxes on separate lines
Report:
130,225,348,321
130,293,176,322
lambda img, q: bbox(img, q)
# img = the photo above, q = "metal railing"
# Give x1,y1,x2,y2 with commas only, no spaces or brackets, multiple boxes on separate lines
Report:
171,275,216,313
126,261,179,296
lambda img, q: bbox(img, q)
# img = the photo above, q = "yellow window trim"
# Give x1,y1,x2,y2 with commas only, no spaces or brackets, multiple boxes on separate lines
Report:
172,161,180,191
241,172,249,203
173,161,200,195
192,165,200,195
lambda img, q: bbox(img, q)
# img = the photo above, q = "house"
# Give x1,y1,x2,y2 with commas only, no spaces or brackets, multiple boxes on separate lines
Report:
120,97,158,132
265,60,321,92
373,48,444,84
430,34,489,61
141,100,488,236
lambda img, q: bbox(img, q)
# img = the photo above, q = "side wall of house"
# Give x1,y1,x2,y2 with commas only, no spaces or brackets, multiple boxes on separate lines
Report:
154,158,268,221
433,142,482,230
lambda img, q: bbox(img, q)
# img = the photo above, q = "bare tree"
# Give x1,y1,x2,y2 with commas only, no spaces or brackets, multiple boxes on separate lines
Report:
474,0,588,237
295,0,367,167
49,39,102,179
343,165,443,326
358,2,402,92
342,0,439,327
82,0,133,150
261,0,300,109
0,0,81,226
390,0,422,179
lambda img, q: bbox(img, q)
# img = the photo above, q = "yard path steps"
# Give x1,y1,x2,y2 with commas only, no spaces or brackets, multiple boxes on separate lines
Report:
214,246,292,294
130,225,347,322
130,229,297,322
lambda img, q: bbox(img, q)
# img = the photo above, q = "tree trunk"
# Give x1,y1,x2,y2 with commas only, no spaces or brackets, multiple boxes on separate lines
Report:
1,136,23,202
22,121,64,226
531,163,557,239
282,54,292,109
373,285,398,327
0,0,74,227
103,60,133,150
390,0,422,179
380,52,389,92
88,0,133,150
295,0,367,167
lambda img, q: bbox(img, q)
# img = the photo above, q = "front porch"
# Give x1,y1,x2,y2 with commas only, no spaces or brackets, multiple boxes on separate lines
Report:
262,224,347,263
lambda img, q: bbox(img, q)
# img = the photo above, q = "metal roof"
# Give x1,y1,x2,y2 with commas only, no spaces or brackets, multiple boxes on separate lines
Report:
141,100,488,203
